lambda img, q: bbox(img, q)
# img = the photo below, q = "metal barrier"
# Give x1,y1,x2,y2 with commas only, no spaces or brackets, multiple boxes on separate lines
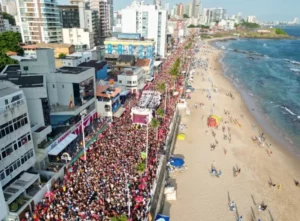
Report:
148,108,181,219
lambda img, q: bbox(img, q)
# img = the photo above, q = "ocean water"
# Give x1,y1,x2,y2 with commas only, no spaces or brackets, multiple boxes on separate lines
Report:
214,26,300,153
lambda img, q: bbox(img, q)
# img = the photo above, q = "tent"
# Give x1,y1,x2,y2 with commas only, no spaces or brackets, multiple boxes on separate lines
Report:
208,115,222,127
170,157,185,167
177,133,186,140
156,214,170,221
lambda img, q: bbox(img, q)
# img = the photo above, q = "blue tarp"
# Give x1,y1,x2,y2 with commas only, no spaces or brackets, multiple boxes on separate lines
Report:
156,214,170,221
169,157,185,167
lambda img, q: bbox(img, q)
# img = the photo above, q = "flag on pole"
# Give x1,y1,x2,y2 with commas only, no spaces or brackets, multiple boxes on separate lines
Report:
69,95,73,109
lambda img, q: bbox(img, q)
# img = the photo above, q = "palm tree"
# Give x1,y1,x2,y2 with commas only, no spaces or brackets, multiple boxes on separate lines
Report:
156,82,166,93
156,108,165,119
150,118,160,140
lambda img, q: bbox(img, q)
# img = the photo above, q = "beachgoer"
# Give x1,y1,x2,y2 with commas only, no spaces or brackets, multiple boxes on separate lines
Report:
230,201,236,211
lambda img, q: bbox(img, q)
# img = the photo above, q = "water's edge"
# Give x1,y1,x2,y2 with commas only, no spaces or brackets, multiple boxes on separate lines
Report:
211,42,300,159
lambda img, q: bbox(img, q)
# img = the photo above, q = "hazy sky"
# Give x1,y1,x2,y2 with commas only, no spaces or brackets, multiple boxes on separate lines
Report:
112,0,300,21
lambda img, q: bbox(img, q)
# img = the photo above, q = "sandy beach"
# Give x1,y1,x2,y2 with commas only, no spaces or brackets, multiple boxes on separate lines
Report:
163,40,300,220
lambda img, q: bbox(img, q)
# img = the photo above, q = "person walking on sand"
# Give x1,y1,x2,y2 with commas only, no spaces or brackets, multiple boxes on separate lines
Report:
230,201,236,211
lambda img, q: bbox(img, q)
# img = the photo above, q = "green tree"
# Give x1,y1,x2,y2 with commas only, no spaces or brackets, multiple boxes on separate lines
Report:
234,23,239,28
240,22,260,29
150,118,160,140
275,28,287,35
183,14,189,18
156,108,165,119
111,214,128,221
58,53,67,59
0,31,23,71
0,31,23,55
156,82,166,93
2,12,16,25
188,24,195,28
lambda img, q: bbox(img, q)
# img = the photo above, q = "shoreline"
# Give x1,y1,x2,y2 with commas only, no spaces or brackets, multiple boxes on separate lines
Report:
164,39,300,220
212,39,300,160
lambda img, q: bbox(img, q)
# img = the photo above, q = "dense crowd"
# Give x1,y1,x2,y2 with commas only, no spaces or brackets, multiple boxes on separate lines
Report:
28,42,191,221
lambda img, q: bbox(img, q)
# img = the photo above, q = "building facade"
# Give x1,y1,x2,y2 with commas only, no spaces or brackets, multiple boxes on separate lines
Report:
0,3,4,33
62,28,95,49
58,5,80,28
104,34,155,60
16,0,62,43
0,81,35,187
247,16,257,23
90,0,113,45
177,3,184,17
121,1,167,58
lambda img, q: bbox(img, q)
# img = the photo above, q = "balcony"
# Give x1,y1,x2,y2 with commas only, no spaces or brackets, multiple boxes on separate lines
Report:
32,124,52,146
0,98,26,116
50,97,96,116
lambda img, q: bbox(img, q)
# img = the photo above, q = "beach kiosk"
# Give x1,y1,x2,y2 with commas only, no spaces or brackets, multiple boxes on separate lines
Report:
208,115,222,127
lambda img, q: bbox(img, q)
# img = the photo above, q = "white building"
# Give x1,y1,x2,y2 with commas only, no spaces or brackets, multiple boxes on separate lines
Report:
16,0,62,43
0,81,35,186
0,81,39,221
202,8,227,25
62,28,95,49
247,16,257,23
218,19,235,30
61,50,98,67
0,4,4,33
117,67,147,93
2,18,20,32
96,85,124,118
121,1,167,58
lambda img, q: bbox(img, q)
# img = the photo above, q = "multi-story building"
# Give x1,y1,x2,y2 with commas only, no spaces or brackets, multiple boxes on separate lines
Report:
247,16,257,23
121,1,167,58
153,0,162,8
58,5,80,28
90,0,113,45
203,8,227,25
16,0,62,43
22,43,75,58
0,3,5,33
0,81,41,221
177,3,184,17
62,28,94,49
184,3,193,18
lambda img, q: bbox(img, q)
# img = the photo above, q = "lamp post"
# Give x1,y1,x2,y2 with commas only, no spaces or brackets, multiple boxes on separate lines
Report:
124,169,131,218
145,116,150,172
80,110,87,163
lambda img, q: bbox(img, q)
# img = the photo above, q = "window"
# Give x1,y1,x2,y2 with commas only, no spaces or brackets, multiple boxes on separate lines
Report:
53,84,55,88
62,84,64,88
127,81,132,84
104,105,110,112
23,66,29,71
118,80,122,83
0,170,5,180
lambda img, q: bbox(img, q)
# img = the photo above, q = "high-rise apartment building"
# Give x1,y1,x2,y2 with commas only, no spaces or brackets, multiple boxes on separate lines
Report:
0,3,5,33
58,5,80,28
153,0,162,8
177,3,184,17
0,81,35,187
203,8,226,24
184,3,193,18
192,0,201,18
16,0,62,43
90,0,113,45
58,3,100,46
121,1,167,57
247,16,257,23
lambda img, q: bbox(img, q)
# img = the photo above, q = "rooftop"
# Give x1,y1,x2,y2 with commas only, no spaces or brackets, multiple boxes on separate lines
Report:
96,85,121,98
136,59,151,67
79,60,107,71
104,37,155,43
22,43,74,50
56,66,91,74
117,55,135,63
0,84,20,98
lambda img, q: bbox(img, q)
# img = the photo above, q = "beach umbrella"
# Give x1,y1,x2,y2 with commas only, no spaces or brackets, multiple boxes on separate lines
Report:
155,214,170,221
135,196,143,203
170,157,185,167
186,89,191,93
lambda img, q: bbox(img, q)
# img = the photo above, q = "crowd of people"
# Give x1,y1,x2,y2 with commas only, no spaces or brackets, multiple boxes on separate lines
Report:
27,41,192,221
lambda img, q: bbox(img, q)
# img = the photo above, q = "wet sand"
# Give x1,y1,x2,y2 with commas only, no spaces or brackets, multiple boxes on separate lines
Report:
163,40,300,221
